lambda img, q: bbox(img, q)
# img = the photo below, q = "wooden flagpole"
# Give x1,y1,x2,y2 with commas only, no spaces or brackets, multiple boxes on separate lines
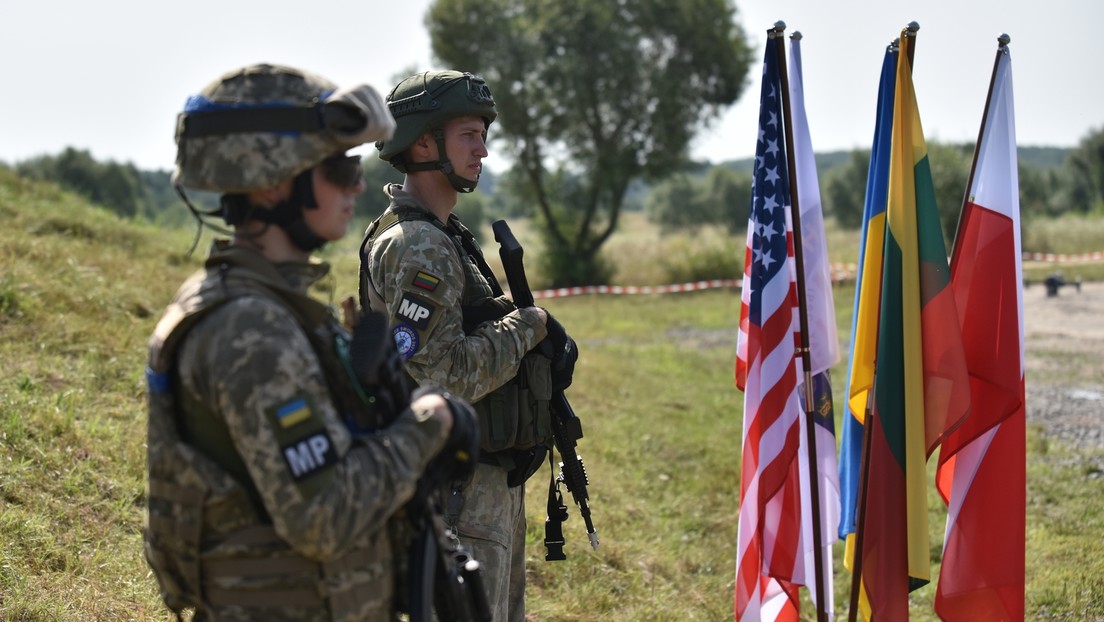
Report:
772,20,829,622
846,21,920,622
950,33,1012,257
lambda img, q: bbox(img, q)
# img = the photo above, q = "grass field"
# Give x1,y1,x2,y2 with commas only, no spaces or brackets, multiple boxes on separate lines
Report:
2,168,1104,620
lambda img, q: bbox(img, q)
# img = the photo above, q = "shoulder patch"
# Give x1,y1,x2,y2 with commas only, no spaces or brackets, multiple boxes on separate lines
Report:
412,271,441,292
281,431,338,481
275,398,312,428
392,324,420,360
396,292,437,329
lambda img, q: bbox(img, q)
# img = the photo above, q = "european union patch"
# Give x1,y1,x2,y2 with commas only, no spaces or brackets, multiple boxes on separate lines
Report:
276,399,312,428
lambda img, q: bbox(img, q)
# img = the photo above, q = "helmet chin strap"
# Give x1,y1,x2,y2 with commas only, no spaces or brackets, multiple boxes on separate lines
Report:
403,127,479,193
231,169,328,252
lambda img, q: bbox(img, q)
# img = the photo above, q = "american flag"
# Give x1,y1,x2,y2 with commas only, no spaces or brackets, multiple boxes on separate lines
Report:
734,35,805,622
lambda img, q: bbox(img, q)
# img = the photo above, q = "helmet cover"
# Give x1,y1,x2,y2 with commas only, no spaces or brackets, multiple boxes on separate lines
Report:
173,63,395,193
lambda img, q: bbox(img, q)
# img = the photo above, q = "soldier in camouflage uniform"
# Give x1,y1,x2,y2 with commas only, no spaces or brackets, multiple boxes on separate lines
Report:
359,70,571,622
144,63,478,621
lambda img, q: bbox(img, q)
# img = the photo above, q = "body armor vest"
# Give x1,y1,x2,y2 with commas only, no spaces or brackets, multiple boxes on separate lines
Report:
360,205,552,485
145,243,391,620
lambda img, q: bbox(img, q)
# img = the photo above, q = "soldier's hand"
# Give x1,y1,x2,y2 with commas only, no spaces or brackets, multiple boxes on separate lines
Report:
543,312,578,392
413,388,479,482
349,310,409,417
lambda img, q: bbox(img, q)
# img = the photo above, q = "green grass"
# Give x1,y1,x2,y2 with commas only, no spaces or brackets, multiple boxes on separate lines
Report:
3,169,1104,620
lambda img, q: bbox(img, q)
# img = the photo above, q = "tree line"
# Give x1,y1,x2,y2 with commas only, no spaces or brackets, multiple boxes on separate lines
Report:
4,127,1101,257
647,130,1104,243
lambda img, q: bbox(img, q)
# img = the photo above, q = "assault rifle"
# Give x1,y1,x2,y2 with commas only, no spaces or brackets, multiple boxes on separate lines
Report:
491,219,600,559
349,311,491,621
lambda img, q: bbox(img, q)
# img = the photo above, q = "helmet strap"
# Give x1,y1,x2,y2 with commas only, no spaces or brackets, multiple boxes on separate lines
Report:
226,170,328,252
402,127,479,193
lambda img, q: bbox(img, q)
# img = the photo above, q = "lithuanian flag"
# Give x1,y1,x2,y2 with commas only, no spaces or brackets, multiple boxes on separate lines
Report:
860,31,972,620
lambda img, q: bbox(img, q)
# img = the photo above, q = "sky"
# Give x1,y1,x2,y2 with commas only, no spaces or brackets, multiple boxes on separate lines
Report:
2,0,1101,174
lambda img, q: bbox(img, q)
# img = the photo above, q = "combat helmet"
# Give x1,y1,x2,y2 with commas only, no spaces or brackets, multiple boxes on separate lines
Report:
377,70,496,193
172,63,395,250
174,63,394,192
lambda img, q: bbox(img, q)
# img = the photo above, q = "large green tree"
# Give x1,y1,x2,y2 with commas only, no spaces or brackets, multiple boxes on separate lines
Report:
1061,126,1104,214
427,0,753,286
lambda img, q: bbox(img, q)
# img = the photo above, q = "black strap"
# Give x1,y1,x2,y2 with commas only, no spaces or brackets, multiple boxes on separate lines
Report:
181,105,325,138
543,452,569,561
446,217,505,297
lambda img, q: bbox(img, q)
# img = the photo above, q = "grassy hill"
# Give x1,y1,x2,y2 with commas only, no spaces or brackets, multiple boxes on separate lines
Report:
2,168,1103,620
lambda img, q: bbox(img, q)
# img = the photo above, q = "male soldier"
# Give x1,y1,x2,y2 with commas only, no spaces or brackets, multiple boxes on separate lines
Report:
359,70,576,622
144,63,478,621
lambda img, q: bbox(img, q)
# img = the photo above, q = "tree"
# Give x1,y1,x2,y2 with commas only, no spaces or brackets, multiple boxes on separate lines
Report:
823,149,869,229
644,166,750,232
427,0,753,286
926,142,972,245
17,147,151,219
644,174,700,229
1062,126,1104,214
699,165,752,231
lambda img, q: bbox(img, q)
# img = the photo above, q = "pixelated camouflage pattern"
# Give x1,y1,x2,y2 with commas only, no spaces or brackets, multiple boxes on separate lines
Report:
146,241,448,621
362,185,546,401
361,188,545,621
173,63,396,193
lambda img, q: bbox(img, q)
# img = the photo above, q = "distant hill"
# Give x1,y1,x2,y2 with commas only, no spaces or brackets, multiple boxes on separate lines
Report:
715,145,1071,178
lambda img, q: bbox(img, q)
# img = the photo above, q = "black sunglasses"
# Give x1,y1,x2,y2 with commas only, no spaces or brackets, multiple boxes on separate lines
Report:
319,154,363,188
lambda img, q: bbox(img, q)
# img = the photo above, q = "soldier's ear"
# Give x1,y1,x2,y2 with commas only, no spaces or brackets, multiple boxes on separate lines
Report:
411,132,436,160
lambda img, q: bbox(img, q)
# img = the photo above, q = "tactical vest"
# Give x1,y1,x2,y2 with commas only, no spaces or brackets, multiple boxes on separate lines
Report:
360,205,553,483
145,243,393,620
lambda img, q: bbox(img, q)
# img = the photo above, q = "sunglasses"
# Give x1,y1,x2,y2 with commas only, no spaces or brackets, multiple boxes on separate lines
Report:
319,154,364,188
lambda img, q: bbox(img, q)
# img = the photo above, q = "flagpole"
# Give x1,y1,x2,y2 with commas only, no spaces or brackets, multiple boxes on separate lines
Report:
904,21,919,69
846,25,918,622
772,20,829,622
845,32,894,621
950,34,1012,258
847,387,877,622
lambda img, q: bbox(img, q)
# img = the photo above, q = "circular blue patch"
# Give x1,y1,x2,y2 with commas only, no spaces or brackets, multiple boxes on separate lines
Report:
392,324,420,360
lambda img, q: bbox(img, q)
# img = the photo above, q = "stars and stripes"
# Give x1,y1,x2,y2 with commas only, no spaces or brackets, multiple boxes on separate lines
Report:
734,34,804,622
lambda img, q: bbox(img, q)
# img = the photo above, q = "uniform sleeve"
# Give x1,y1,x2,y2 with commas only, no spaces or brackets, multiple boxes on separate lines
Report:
176,295,449,560
369,221,547,402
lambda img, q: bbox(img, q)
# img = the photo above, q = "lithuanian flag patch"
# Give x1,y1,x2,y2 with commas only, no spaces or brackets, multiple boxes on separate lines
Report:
412,271,441,292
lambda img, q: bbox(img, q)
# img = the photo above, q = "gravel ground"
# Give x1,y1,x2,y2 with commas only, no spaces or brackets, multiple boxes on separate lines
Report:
1024,279,1104,454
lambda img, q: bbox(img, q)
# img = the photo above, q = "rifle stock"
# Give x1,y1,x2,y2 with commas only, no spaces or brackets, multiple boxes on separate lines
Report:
491,219,600,556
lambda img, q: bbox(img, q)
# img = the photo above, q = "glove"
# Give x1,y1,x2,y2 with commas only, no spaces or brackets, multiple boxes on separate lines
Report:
414,387,480,483
348,310,408,418
543,313,578,392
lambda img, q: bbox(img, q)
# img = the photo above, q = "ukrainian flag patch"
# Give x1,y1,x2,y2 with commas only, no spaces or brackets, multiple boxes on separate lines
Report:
276,399,312,428
412,271,441,292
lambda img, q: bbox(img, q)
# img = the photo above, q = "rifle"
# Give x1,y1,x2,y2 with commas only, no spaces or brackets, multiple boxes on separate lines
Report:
491,219,600,559
349,310,491,621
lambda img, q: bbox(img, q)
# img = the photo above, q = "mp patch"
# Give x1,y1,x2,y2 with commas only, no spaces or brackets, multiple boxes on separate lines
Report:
396,292,436,329
393,324,420,360
412,270,441,292
281,431,337,481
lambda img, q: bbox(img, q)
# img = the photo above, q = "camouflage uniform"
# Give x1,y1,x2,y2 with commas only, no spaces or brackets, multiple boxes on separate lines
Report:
145,240,448,621
361,185,547,621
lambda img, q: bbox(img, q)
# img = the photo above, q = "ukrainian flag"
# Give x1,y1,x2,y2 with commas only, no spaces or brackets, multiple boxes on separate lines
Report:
276,399,312,428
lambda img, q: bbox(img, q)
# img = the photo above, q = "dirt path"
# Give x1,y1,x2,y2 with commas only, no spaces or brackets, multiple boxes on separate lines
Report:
1024,280,1104,451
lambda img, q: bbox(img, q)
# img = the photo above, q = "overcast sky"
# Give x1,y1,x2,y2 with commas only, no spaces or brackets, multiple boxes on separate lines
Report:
2,0,1100,173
